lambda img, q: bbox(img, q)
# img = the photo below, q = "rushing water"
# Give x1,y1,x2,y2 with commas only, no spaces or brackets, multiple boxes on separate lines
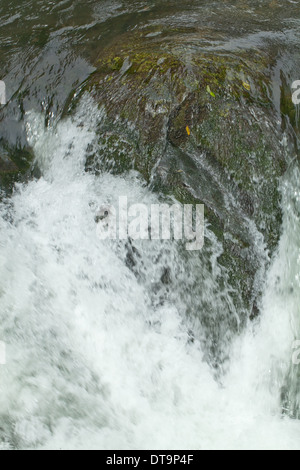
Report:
1,0,300,450
0,94,299,450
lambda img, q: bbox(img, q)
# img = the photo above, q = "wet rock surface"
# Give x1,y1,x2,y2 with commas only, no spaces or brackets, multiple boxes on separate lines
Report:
79,29,291,331
0,140,34,193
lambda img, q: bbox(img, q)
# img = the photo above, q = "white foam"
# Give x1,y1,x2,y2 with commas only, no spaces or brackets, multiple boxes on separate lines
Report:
0,95,299,450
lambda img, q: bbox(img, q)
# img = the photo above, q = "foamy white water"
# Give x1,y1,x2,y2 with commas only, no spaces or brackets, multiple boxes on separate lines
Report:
0,95,299,450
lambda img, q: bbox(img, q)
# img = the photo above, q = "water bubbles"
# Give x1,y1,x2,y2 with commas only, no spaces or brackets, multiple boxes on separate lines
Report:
0,95,299,449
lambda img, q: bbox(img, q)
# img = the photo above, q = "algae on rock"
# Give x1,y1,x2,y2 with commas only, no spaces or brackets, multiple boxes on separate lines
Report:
69,28,289,363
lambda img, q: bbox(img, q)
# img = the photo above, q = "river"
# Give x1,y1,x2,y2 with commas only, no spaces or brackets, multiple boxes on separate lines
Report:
0,0,300,450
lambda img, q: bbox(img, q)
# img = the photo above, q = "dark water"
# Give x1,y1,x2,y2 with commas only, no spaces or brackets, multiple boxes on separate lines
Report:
1,0,300,127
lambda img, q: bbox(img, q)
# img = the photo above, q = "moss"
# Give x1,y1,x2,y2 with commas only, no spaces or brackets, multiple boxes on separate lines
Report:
85,133,138,176
97,55,124,73
32,28,50,48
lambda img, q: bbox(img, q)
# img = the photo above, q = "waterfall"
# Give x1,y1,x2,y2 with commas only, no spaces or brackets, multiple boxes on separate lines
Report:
0,95,299,450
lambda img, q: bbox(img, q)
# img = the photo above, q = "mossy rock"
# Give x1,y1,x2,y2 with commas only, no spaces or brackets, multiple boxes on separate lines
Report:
71,28,289,362
85,133,138,175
